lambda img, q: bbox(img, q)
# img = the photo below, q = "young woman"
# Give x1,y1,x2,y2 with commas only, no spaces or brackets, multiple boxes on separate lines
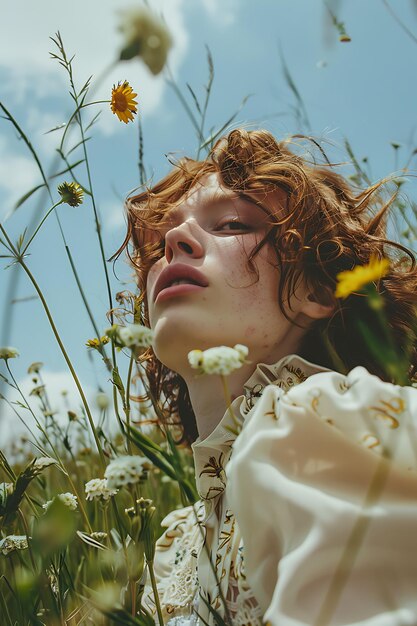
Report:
118,129,417,625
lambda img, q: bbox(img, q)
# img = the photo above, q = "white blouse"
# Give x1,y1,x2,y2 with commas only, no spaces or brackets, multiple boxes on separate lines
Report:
142,355,417,626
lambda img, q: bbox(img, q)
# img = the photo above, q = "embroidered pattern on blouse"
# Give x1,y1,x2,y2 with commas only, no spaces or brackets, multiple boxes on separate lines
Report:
369,396,404,429
148,355,329,625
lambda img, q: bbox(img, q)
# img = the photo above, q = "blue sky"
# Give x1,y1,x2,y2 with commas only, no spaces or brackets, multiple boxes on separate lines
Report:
1,0,417,435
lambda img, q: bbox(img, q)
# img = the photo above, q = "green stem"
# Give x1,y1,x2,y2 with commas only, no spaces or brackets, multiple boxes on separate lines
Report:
64,245,112,372
125,354,135,454
17,509,37,573
147,559,164,626
0,224,106,471
220,375,240,433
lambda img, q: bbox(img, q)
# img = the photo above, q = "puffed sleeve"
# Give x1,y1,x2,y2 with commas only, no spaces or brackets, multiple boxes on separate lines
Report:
226,366,417,626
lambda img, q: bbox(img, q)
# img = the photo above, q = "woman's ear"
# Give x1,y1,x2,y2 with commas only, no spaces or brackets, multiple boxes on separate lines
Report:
301,291,335,320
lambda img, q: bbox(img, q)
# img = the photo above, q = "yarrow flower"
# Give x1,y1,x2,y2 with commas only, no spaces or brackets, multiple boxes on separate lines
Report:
335,256,390,299
0,347,19,360
188,344,249,376
110,81,138,124
85,478,118,502
57,181,84,207
91,531,108,541
104,455,149,490
105,323,154,349
0,535,28,556
118,6,173,75
43,492,78,511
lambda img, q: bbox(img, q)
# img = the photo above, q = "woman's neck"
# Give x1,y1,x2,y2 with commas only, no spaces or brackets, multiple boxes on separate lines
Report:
185,361,258,440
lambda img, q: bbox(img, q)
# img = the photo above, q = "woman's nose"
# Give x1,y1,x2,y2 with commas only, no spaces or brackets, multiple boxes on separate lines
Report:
164,220,204,263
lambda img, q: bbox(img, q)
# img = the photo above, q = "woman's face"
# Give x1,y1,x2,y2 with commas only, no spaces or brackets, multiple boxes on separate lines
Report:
145,172,311,375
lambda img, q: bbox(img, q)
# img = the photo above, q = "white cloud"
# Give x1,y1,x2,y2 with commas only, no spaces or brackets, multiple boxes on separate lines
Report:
0,136,40,218
0,369,102,447
201,0,239,25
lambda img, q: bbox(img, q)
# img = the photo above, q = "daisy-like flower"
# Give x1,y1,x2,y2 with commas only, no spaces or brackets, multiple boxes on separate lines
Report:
43,492,78,511
104,455,149,490
118,6,173,75
188,344,249,376
27,361,43,374
105,323,154,349
335,256,390,299
57,181,84,207
0,347,19,360
85,478,118,502
0,535,28,556
29,385,45,397
110,81,138,124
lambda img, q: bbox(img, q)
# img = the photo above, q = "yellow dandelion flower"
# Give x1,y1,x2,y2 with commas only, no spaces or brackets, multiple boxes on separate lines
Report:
110,81,138,124
57,181,84,207
339,33,351,43
335,256,390,299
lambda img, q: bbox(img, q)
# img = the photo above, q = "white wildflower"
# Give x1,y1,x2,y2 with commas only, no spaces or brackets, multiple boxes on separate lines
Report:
0,535,28,555
188,344,249,376
187,349,203,369
33,457,57,473
104,455,149,490
0,347,19,360
118,324,154,348
85,478,118,502
27,361,43,374
43,492,78,511
91,531,108,541
106,323,154,349
95,392,110,410
118,6,173,75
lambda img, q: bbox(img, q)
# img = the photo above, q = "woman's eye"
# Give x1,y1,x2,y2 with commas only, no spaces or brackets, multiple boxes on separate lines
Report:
216,220,251,231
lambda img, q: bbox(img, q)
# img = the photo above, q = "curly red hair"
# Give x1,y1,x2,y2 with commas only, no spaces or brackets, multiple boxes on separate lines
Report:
113,129,417,444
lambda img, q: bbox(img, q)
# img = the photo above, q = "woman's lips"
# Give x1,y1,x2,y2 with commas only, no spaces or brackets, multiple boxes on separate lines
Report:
155,283,207,304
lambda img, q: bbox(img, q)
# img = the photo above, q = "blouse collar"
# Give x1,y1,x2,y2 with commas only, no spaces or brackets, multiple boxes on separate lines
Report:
191,354,329,506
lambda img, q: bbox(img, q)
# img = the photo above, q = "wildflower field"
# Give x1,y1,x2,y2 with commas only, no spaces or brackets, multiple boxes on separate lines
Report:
1,1,417,624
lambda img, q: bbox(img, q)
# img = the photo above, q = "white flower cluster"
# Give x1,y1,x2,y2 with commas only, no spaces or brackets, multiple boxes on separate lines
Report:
0,535,28,555
32,457,57,474
85,478,118,502
188,344,249,376
0,347,19,360
104,455,149,490
43,492,78,511
106,324,154,349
